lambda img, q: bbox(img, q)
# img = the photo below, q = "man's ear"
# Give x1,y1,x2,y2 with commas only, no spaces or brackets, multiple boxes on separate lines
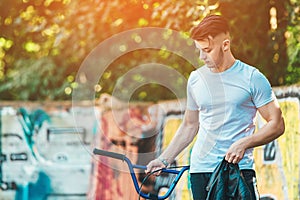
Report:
223,39,230,51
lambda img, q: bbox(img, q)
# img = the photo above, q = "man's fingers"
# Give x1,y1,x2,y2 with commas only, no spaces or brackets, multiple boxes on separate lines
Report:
153,168,162,176
145,159,166,176
225,154,231,162
227,156,234,163
225,153,241,164
145,164,152,174
225,152,234,163
145,165,163,176
232,157,239,164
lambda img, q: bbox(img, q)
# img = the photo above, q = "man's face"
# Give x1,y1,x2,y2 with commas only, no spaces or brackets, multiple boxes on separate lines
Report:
194,35,225,69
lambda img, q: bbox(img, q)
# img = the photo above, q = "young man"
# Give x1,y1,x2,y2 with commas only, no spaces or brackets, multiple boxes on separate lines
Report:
145,15,285,199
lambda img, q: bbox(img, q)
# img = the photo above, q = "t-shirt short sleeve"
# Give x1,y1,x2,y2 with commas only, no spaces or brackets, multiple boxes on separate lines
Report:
186,71,199,111
250,69,274,108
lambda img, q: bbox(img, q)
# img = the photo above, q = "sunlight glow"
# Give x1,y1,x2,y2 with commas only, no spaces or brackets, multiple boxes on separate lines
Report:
143,3,149,10
24,41,41,52
132,33,142,43
270,7,278,30
138,91,147,99
64,87,72,95
162,29,173,41
21,6,35,21
67,75,74,82
4,17,13,25
0,49,5,59
112,18,123,27
94,84,102,92
153,2,160,8
103,71,111,79
273,53,279,63
119,44,127,52
0,38,6,48
71,82,78,89
138,18,149,26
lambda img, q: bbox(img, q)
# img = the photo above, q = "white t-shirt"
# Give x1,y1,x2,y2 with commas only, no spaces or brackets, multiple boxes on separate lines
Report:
187,60,274,173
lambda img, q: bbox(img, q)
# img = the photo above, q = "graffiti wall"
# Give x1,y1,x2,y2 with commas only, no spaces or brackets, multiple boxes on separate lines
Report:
255,97,300,200
0,85,299,200
0,104,97,200
91,88,300,200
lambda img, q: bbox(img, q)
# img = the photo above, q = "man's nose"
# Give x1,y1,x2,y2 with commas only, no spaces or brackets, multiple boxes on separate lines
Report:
199,50,207,60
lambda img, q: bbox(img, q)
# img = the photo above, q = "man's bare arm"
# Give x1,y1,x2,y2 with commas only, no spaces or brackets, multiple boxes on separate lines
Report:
226,99,285,164
145,109,199,173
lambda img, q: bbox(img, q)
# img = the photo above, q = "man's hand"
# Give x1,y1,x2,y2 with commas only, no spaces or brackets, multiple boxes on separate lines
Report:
145,159,166,176
225,138,247,164
225,100,285,164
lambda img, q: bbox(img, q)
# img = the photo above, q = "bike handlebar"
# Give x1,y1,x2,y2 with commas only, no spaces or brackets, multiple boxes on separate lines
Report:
93,148,189,200
93,148,126,161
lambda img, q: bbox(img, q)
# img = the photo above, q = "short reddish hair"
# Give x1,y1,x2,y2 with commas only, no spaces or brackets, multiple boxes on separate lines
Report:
191,15,230,41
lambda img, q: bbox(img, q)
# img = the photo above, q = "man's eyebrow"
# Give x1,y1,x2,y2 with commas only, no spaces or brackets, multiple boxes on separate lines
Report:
195,43,209,49
199,46,210,53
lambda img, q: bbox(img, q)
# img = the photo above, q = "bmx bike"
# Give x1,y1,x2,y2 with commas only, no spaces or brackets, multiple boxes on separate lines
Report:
93,148,189,200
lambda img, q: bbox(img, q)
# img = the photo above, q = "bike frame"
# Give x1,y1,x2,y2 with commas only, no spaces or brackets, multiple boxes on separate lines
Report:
93,148,189,200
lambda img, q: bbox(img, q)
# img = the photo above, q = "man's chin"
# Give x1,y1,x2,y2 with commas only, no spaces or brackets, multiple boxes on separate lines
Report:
206,64,216,68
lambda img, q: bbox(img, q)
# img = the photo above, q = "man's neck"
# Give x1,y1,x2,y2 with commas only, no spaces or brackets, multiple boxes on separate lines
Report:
210,55,236,73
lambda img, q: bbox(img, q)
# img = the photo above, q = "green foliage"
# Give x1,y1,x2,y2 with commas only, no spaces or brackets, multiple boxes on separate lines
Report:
0,58,69,100
285,0,300,85
219,0,289,86
0,0,299,101
0,0,73,100
101,49,196,102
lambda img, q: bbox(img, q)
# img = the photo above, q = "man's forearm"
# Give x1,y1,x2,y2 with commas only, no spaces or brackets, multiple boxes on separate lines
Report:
245,100,285,149
244,116,285,149
159,122,198,164
225,117,284,164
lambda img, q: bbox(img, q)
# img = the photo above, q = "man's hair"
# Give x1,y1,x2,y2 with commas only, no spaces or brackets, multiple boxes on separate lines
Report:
191,15,230,41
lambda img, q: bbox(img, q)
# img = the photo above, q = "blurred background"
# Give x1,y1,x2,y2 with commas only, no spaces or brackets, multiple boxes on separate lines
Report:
0,0,299,199
0,0,299,101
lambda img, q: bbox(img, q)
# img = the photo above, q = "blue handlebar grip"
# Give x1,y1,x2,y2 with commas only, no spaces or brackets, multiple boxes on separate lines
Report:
93,148,125,161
